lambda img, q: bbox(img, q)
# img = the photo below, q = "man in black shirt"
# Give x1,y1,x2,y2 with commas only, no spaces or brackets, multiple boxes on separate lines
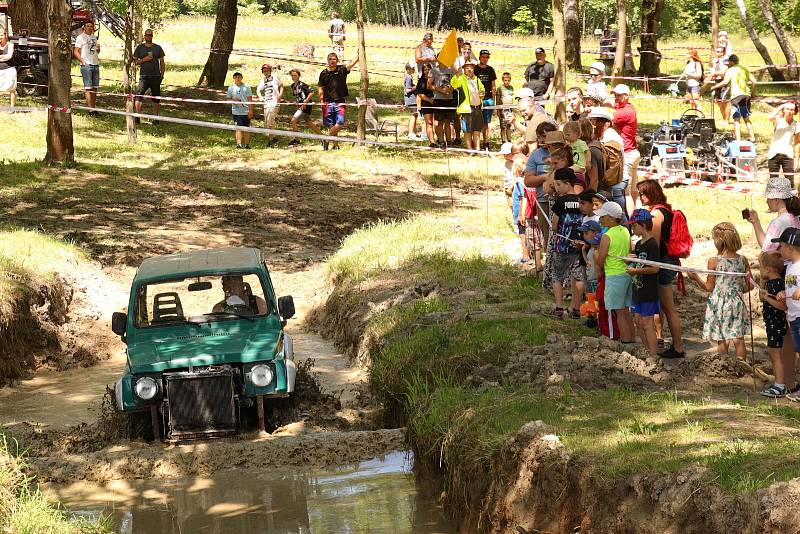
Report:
133,29,165,123
474,49,497,149
318,52,360,149
524,47,555,100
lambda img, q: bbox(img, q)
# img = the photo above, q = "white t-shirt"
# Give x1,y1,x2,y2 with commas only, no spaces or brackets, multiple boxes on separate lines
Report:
74,32,99,66
587,80,607,100
453,53,479,70
329,18,345,42
767,118,800,160
601,127,625,158
786,260,800,321
257,75,282,106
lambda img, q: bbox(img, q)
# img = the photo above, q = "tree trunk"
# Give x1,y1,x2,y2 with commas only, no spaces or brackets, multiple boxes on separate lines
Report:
710,0,719,63
435,0,445,30
563,0,581,70
735,0,785,81
552,0,567,122
612,0,627,79
44,0,74,165
755,0,799,80
7,0,48,37
197,0,237,88
470,0,480,31
123,0,136,144
638,0,664,77
356,0,368,142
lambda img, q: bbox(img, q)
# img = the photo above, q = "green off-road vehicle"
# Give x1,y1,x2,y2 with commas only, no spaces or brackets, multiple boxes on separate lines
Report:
111,247,296,441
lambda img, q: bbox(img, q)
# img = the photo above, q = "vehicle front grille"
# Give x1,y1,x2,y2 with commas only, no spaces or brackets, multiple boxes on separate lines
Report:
165,368,237,440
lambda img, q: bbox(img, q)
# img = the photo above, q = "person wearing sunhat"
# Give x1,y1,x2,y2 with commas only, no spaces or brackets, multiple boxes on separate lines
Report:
611,83,639,215
524,47,555,100
474,49,497,149
257,63,283,147
746,176,800,253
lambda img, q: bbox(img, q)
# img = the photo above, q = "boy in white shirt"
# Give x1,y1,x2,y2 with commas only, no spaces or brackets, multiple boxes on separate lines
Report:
775,227,800,401
257,64,283,147
73,21,101,116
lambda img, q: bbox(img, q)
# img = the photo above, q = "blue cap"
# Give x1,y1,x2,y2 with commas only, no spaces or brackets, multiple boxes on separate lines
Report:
578,220,602,233
626,208,653,225
587,234,602,246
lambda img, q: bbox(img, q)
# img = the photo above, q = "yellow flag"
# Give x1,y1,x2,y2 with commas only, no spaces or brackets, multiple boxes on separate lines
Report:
436,29,458,68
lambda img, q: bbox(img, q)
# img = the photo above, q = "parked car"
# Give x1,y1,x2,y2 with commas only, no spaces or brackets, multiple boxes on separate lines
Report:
111,247,296,441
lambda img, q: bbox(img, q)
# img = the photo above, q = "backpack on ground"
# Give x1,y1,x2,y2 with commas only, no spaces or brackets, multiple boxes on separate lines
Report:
652,203,693,259
589,139,623,188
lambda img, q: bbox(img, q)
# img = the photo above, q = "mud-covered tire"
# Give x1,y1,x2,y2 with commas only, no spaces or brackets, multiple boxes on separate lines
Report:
17,68,47,97
127,410,161,442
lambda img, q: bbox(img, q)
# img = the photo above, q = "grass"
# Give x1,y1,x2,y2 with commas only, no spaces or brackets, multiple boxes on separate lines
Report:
0,435,110,534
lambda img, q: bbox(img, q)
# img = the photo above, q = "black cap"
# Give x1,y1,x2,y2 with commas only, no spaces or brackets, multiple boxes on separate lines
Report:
554,167,577,184
535,47,545,54
479,49,490,56
771,227,800,246
233,71,243,77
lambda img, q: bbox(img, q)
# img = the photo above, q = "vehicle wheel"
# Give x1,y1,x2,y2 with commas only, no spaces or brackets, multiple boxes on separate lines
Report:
127,410,163,441
17,68,48,97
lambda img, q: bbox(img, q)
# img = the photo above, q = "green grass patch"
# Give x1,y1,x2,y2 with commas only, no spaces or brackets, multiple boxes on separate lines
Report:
0,435,110,534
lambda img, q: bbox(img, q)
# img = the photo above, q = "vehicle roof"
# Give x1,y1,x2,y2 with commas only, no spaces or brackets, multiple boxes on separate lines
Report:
134,247,264,284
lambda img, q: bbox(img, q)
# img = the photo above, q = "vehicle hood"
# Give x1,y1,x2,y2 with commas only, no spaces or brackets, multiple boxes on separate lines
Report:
128,329,281,374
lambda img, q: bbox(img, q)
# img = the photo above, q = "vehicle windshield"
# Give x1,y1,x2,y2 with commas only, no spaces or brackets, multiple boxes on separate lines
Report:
134,273,270,328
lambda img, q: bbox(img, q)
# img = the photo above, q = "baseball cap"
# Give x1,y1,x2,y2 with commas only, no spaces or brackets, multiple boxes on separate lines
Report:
578,220,602,233
589,61,606,75
626,208,653,224
516,87,535,100
554,167,577,184
588,107,614,121
764,176,795,199
544,130,566,145
498,142,513,155
772,227,800,246
595,201,624,220
611,84,630,95
261,63,272,70
594,191,611,203
463,61,475,67
479,49,490,56
587,234,602,246
535,47,545,54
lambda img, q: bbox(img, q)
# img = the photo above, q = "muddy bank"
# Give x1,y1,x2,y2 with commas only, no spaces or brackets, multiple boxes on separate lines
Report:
477,422,800,534
25,428,406,483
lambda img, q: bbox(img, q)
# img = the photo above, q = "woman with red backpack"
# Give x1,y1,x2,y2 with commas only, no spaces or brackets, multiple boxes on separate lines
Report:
637,180,692,359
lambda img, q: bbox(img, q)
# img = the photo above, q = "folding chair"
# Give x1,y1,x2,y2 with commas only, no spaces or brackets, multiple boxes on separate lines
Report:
357,97,398,143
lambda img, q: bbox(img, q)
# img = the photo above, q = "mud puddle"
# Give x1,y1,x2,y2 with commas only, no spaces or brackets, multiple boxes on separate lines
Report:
44,450,453,533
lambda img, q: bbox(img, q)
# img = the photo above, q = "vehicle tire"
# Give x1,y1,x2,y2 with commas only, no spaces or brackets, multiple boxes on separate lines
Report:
16,68,48,97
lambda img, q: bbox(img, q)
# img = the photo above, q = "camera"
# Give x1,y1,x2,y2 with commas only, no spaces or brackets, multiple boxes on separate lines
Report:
741,208,750,220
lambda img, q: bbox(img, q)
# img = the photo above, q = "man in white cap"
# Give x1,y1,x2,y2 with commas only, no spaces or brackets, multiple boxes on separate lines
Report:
513,87,555,148
611,84,638,215
587,61,607,100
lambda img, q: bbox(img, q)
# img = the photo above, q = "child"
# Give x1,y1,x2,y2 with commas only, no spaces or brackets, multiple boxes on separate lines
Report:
541,144,573,292
626,209,661,355
404,63,419,140
563,120,591,175
595,201,635,343
577,219,602,328
550,168,585,318
288,69,323,145
498,72,514,143
578,189,600,224
774,227,800,401
758,251,790,397
226,72,254,149
687,222,752,359
524,182,544,273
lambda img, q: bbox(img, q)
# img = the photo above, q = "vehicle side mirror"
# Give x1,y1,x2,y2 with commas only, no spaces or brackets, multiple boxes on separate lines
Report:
111,312,127,337
278,296,295,321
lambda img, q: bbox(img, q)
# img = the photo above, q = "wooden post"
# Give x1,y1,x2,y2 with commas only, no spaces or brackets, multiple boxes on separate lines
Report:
256,394,265,432
355,0,368,143
710,0,719,60
612,0,628,80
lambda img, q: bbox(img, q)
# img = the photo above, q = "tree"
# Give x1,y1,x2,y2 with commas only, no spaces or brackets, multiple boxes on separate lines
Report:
611,0,627,79
551,0,566,122
638,0,664,77
45,0,74,165
755,0,799,80
735,0,785,81
355,0,368,142
435,0,445,29
563,0,581,70
7,0,48,37
710,0,718,63
197,0,237,88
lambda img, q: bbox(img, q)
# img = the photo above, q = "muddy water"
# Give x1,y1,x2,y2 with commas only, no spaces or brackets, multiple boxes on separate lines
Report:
45,450,453,534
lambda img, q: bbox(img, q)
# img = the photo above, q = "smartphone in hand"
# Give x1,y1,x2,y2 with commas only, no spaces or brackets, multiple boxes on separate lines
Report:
741,208,750,220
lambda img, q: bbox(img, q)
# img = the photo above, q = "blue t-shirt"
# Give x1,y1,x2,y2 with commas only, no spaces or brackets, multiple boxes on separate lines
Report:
227,83,253,115
404,73,417,107
511,180,525,220
525,147,550,197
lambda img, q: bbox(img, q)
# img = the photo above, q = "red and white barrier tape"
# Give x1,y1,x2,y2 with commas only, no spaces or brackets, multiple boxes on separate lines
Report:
640,169,758,194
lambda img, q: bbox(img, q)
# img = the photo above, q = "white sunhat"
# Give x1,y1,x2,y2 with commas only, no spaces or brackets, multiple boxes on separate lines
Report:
594,201,624,220
498,142,513,155
587,107,614,121
611,84,630,95
589,61,606,75
515,87,535,100
764,176,795,200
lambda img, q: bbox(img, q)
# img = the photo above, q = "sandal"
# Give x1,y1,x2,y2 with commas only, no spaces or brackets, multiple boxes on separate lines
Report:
760,383,789,398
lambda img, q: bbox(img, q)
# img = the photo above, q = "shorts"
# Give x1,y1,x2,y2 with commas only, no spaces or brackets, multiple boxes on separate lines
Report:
407,104,418,115
731,95,751,120
232,114,251,127
322,102,346,127
264,104,278,128
433,100,455,121
714,85,731,101
790,317,800,353
292,107,313,121
482,97,494,124
686,85,700,96
136,76,161,100
525,218,543,251
631,300,660,317
586,279,598,294
767,322,788,349
517,222,526,235
623,149,641,189
658,255,679,286
80,64,100,89
460,106,484,133
604,273,632,310
551,252,582,284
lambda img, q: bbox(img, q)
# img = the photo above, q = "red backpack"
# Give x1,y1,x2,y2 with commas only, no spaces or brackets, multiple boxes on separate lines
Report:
652,204,693,259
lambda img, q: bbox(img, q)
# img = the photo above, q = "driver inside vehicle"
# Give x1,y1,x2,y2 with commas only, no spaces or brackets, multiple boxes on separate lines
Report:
212,275,268,314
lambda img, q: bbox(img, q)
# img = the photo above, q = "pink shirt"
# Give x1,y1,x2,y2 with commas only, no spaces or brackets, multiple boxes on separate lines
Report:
763,212,800,252
613,103,638,153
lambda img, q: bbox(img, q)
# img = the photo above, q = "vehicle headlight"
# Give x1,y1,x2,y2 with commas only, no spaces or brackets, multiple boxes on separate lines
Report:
134,376,158,400
250,364,273,387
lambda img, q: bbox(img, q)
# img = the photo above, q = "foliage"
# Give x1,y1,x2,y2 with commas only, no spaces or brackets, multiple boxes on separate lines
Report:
173,0,301,16
510,6,537,34
104,0,181,26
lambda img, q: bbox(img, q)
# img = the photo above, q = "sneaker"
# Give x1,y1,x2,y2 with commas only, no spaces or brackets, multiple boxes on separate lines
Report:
244,144,251,149
333,144,340,150
570,309,581,320
407,133,419,141
322,140,329,150
549,308,566,318
236,144,243,149
288,139,301,146
419,133,428,141
267,138,279,147
429,143,440,149
451,138,462,147
760,383,789,398
658,346,685,359
134,117,141,125
657,338,666,350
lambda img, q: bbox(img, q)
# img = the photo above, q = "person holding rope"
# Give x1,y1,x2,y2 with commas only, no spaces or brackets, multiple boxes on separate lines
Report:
766,102,800,186
287,69,322,146
318,52,359,150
